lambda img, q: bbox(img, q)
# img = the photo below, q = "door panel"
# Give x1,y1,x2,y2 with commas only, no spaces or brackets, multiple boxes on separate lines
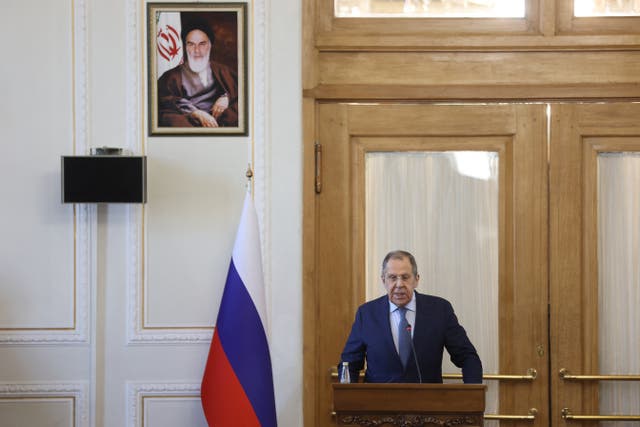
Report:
308,103,549,426
551,103,640,425
363,149,500,416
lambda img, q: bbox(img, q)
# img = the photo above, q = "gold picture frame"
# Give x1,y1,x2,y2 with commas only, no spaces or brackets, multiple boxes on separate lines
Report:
147,2,247,136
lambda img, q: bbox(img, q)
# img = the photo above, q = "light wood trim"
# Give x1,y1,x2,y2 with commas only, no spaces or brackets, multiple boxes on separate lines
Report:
351,137,366,306
349,136,512,152
306,83,640,101
302,0,318,90
499,105,549,423
314,34,640,50
317,51,640,87
303,97,318,427
346,104,518,135
581,119,600,414
550,104,592,426
550,103,640,426
332,383,486,412
314,103,355,427
540,0,556,36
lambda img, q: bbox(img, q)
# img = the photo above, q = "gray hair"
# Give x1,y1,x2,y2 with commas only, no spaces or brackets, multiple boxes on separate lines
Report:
381,250,418,277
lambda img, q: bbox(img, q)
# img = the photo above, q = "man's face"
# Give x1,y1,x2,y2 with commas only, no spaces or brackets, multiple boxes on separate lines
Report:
382,257,419,307
185,29,211,73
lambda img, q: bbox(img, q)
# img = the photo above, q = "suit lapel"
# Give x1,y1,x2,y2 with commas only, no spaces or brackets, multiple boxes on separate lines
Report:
375,296,403,364
413,292,435,352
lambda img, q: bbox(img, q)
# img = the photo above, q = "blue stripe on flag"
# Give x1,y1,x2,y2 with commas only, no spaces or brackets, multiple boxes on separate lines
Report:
216,259,277,427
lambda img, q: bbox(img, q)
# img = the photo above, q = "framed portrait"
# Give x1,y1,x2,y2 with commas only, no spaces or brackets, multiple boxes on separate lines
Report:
147,3,248,136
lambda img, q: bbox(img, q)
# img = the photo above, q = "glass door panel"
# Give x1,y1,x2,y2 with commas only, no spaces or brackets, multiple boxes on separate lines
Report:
551,103,640,426
598,153,640,427
365,150,500,421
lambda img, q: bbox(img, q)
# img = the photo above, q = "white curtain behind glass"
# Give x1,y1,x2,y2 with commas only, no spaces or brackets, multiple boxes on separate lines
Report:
598,154,640,427
365,151,499,421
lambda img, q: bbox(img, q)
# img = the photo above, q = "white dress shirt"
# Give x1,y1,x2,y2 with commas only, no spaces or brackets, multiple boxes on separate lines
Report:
389,292,416,354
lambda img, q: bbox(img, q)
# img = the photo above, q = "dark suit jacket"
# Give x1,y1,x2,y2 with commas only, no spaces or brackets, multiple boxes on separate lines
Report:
157,61,239,127
339,291,482,383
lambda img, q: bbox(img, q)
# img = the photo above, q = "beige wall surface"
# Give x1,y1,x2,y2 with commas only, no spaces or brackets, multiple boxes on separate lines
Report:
0,0,302,426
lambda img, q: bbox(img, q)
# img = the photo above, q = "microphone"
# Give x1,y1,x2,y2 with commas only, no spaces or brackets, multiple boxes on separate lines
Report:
406,324,422,383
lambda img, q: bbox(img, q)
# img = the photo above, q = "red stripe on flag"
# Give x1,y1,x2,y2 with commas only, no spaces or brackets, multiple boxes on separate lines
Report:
201,331,260,426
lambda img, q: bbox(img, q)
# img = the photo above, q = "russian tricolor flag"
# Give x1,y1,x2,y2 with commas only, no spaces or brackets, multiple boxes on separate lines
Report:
201,193,277,426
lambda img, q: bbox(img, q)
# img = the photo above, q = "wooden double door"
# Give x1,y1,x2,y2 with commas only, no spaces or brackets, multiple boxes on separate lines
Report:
305,102,640,426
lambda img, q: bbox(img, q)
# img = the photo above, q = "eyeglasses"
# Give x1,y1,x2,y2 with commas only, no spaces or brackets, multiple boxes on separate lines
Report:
383,274,414,283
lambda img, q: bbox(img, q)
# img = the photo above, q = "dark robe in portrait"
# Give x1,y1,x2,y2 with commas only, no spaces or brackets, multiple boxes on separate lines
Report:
157,61,239,128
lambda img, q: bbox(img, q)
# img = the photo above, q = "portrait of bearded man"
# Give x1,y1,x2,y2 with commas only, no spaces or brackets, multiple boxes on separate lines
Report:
155,17,240,130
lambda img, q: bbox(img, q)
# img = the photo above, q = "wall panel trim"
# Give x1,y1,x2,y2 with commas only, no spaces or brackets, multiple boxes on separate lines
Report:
0,0,92,345
124,0,269,344
0,382,89,427
126,382,201,427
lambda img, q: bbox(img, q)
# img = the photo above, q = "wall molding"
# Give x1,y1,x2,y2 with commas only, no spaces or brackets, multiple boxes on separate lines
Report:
0,382,89,427
126,382,201,427
0,0,92,345
0,206,93,344
125,0,268,344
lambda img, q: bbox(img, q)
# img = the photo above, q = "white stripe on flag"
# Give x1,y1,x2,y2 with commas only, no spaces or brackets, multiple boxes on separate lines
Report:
233,193,269,333
156,12,183,78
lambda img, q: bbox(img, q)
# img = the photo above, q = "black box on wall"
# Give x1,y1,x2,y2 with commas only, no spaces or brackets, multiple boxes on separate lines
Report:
61,156,147,203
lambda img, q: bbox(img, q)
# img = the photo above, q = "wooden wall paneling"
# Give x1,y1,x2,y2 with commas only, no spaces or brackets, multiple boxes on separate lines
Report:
548,103,640,425
347,104,517,135
306,83,640,102
318,51,640,87
303,96,318,427
502,105,549,423
314,103,354,426
303,0,318,90
308,104,550,426
550,104,587,426
304,1,640,426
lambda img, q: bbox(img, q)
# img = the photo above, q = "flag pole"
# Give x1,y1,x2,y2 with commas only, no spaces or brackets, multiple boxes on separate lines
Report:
246,163,254,196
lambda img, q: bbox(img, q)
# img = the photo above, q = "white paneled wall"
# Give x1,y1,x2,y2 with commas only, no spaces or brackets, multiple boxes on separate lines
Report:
0,0,302,426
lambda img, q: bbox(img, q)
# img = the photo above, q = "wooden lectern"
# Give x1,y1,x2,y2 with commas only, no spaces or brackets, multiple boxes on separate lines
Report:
332,383,486,426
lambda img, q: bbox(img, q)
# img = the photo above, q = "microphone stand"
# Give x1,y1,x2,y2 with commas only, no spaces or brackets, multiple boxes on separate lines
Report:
406,324,422,383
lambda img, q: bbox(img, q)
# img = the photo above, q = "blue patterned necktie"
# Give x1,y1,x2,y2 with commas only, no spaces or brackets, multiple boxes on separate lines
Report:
397,307,411,369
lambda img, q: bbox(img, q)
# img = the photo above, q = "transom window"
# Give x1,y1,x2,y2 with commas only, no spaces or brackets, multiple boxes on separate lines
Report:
574,0,640,16
335,0,525,18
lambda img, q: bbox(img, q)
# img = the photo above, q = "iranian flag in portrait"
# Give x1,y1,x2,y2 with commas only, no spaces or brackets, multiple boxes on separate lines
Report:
156,12,183,78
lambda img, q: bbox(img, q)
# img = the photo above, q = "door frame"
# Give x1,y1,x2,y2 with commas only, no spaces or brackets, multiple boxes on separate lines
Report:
304,102,550,427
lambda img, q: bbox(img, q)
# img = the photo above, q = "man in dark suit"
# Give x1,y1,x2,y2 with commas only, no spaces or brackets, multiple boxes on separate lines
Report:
339,250,482,383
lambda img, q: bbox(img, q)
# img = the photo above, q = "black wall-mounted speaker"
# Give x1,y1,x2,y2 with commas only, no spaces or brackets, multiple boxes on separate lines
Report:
61,156,147,203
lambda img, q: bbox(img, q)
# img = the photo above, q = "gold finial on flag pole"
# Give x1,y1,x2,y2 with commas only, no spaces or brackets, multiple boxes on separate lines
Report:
246,164,254,195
